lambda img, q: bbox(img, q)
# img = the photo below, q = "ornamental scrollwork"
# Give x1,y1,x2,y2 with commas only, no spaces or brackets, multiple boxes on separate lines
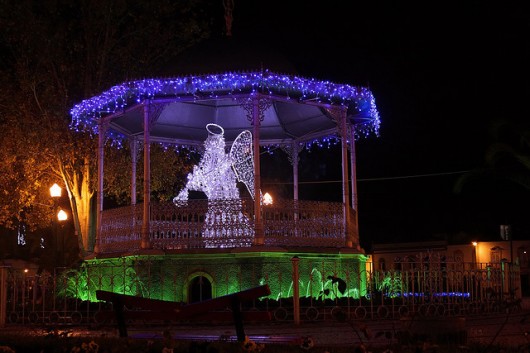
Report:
237,95,273,124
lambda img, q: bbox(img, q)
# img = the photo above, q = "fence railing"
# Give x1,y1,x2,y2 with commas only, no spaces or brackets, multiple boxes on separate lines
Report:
1,261,521,327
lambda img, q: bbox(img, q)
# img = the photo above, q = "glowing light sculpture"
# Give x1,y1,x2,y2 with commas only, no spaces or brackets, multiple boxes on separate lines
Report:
70,71,381,145
173,124,254,247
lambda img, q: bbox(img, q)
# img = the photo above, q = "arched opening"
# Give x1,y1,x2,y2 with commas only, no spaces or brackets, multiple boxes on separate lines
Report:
188,275,213,303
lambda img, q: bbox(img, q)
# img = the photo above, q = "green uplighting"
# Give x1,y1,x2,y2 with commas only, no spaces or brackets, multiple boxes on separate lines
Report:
61,251,368,304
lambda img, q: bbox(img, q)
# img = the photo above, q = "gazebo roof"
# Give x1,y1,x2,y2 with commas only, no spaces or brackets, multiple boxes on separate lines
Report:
70,70,380,147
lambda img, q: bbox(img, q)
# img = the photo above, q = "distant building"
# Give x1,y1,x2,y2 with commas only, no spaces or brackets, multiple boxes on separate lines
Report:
370,239,530,300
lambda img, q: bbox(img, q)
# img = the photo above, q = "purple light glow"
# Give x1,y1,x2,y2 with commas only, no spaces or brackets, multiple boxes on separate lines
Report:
70,71,380,147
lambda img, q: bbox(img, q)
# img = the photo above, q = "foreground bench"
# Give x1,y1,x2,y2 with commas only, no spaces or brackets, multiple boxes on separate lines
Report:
96,284,271,340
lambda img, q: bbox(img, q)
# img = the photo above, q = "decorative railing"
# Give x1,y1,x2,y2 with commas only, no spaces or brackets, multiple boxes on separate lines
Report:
2,261,521,326
98,198,346,253
100,204,142,253
262,199,344,247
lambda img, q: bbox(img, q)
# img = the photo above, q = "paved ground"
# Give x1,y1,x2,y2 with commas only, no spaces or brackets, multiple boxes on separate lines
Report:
3,311,530,349
124,311,530,349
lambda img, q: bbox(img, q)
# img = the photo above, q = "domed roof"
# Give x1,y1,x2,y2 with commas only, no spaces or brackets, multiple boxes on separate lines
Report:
71,70,380,147
158,37,299,77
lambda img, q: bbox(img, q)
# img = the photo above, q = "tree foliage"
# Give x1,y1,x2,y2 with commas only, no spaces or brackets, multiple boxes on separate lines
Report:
0,0,216,255
103,143,194,205
454,119,530,193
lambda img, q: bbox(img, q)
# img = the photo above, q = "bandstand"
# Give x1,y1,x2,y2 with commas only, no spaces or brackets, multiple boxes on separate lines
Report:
67,70,381,319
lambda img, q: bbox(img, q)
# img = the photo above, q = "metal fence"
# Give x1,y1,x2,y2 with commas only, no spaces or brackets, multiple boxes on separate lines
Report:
0,260,521,327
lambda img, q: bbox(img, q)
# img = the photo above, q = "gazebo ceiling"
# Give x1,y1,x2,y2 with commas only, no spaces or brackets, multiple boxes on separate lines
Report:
70,71,380,147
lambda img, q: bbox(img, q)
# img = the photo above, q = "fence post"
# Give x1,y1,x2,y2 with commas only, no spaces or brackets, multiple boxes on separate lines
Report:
291,256,300,325
0,267,7,327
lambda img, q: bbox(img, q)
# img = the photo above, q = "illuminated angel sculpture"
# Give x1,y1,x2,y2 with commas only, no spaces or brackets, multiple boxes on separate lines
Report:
173,123,255,247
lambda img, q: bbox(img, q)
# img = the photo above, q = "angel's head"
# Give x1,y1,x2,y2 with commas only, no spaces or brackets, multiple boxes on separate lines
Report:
204,123,226,153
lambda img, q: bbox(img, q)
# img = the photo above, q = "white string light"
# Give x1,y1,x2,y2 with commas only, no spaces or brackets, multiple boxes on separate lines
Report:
173,124,254,247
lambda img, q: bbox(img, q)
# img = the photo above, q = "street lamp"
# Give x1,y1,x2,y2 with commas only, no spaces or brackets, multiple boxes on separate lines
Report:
50,184,67,268
472,241,478,269
49,183,62,198
57,209,68,221
263,192,273,206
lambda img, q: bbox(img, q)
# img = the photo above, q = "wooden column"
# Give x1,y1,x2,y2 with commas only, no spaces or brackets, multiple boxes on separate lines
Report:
141,103,151,249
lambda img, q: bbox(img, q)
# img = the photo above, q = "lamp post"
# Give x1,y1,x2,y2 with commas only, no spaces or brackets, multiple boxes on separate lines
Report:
57,209,68,267
49,183,61,199
472,241,478,269
50,184,67,268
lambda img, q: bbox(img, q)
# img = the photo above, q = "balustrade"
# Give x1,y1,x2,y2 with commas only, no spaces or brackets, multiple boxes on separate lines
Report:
98,198,346,252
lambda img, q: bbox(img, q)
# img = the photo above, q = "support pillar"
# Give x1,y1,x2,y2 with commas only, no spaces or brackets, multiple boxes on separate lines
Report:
349,124,360,249
141,103,151,249
252,97,264,245
339,110,353,247
94,120,108,254
281,142,301,229
282,142,300,202
239,94,271,246
292,143,300,226
328,106,353,248
130,139,138,206
292,142,300,201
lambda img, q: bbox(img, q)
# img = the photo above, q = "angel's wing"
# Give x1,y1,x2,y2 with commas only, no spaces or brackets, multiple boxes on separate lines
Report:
230,130,255,199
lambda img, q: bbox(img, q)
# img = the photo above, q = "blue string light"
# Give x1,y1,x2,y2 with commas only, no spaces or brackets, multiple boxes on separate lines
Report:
70,70,381,149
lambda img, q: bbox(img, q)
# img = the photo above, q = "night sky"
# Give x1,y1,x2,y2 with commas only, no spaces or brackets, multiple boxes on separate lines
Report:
221,1,530,249
4,1,527,250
